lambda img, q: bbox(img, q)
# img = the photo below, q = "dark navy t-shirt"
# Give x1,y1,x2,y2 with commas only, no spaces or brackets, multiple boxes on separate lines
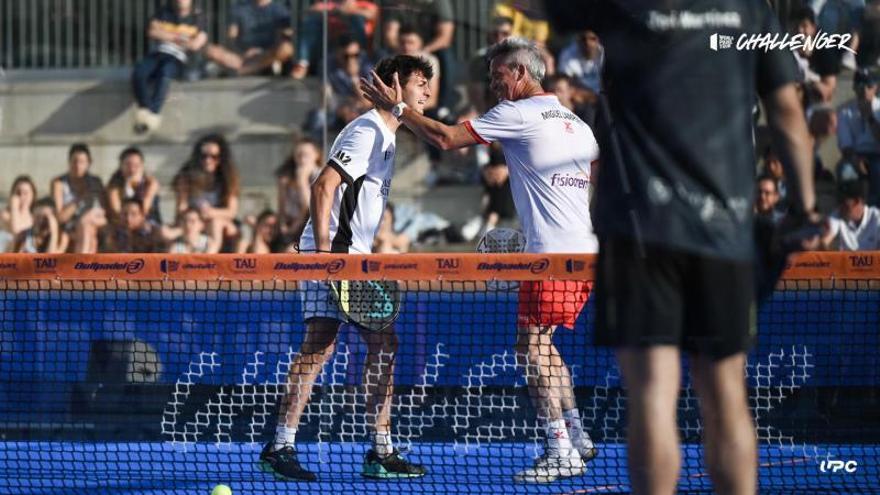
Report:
230,1,291,50
546,1,799,261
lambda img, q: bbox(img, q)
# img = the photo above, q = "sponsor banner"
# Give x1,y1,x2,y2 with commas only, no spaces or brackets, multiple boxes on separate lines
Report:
0,252,878,281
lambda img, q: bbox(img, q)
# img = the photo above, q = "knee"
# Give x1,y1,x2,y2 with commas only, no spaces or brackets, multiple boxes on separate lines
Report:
276,41,294,60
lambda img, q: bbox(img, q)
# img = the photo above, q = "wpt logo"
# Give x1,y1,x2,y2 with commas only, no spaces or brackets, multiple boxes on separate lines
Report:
361,260,381,273
819,458,858,473
709,33,734,50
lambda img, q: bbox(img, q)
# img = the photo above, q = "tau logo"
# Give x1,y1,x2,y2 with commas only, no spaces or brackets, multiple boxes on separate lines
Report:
436,258,460,270
820,459,858,473
233,258,256,270
34,258,56,271
849,255,873,268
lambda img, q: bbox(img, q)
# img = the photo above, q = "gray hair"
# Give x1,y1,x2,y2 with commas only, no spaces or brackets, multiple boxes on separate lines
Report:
485,37,546,82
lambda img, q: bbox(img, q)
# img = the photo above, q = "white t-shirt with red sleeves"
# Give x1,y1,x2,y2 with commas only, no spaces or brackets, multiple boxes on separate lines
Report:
465,94,599,253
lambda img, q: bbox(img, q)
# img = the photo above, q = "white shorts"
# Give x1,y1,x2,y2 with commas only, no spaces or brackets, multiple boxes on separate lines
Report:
299,280,347,323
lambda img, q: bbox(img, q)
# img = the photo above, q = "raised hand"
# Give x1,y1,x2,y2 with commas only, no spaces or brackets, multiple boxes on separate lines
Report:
361,70,402,112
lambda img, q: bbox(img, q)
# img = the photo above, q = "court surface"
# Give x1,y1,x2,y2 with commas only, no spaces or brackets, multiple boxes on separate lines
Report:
1,442,876,494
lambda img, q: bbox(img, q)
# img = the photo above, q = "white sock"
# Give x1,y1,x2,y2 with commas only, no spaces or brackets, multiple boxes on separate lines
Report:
563,408,594,451
372,431,394,457
273,425,297,450
545,419,573,455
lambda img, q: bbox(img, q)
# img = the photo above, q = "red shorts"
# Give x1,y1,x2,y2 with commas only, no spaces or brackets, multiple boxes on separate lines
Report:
517,280,592,329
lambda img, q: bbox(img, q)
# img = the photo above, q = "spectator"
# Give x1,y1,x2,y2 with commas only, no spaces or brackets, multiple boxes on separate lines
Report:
791,7,841,104
12,200,62,254
461,142,517,241
492,0,555,74
168,208,218,253
761,145,789,210
557,30,603,98
103,199,165,253
106,147,161,226
467,16,514,112
382,0,456,115
543,73,596,127
51,143,107,253
821,180,880,249
373,203,411,253
237,209,279,253
754,175,785,224
131,0,207,134
837,67,880,204
204,0,293,76
291,0,379,79
810,0,861,69
328,36,373,104
173,134,241,250
397,26,440,111
1,176,38,250
275,136,322,242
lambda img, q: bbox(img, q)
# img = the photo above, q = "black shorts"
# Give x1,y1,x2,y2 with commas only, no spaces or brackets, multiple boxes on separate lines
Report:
593,236,755,359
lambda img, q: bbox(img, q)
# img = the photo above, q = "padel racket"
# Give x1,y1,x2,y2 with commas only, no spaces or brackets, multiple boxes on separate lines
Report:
477,228,526,290
329,279,400,332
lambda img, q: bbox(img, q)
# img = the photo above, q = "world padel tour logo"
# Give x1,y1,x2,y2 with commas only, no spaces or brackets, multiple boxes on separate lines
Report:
565,259,586,273
478,258,549,274
160,260,216,273
74,259,145,274
274,259,346,274
709,31,854,52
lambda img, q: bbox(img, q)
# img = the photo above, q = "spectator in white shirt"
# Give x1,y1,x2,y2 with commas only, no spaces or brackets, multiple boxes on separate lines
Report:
822,180,880,250
837,68,880,205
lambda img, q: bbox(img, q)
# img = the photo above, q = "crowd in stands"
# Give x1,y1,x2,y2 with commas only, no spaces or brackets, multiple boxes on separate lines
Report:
9,0,880,252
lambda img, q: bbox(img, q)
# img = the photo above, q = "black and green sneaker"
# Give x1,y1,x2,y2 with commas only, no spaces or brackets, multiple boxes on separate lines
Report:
259,443,317,482
361,449,427,479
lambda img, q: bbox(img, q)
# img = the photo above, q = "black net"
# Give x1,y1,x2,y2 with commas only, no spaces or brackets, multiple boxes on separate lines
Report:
0,272,878,494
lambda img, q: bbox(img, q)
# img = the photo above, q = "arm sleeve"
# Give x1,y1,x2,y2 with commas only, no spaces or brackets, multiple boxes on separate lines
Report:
434,0,454,22
467,101,527,144
756,2,800,97
327,124,378,184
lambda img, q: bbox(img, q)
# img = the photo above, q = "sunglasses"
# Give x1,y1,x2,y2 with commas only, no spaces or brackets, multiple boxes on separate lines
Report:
200,152,221,160
342,52,361,59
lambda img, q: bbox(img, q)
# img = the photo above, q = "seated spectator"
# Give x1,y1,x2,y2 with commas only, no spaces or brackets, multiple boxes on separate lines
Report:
0,176,37,251
131,0,207,134
467,16,514,112
382,0,456,114
557,30,603,100
821,180,880,250
837,68,880,204
51,143,107,253
103,199,165,253
761,145,789,211
461,143,517,241
204,0,293,76
12,199,62,254
543,73,596,127
291,0,379,79
106,147,161,225
492,0,555,74
373,203,410,253
303,36,373,133
276,136,322,242
173,134,241,251
168,208,218,253
397,26,440,112
754,175,785,224
237,209,279,253
791,7,841,104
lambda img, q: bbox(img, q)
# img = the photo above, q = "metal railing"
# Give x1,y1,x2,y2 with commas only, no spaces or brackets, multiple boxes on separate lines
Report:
0,0,494,70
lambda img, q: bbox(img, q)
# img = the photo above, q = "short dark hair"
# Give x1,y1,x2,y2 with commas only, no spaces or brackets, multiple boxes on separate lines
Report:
374,55,434,88
119,146,144,163
542,73,572,91
121,198,144,212
398,24,421,40
791,7,816,26
838,180,867,202
756,174,778,192
68,142,92,162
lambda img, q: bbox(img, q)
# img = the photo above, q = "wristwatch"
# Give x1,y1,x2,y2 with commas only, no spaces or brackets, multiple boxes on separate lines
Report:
391,102,408,121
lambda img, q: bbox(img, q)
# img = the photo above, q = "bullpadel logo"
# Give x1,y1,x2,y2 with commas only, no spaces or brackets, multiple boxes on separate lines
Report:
477,258,549,275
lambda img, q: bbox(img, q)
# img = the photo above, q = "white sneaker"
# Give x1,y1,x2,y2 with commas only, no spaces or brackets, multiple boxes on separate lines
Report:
460,216,482,241
514,450,586,483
